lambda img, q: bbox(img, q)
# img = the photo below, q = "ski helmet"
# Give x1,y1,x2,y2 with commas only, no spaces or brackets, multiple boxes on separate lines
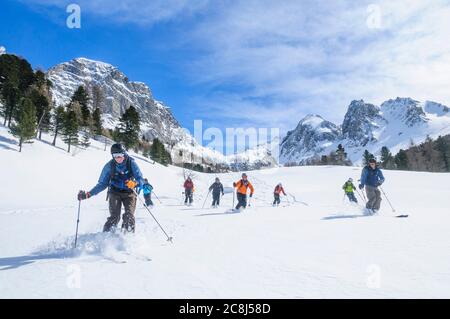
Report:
278,183,282,187
242,173,247,178
368,158,376,164
111,143,126,155
215,177,220,182
348,178,353,182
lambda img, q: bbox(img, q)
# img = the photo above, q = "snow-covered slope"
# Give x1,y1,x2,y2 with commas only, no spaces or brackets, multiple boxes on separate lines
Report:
1,125,449,298
0,46,5,55
280,98,450,164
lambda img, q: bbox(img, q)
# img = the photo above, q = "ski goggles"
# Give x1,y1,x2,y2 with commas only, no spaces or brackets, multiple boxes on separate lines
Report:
112,152,125,158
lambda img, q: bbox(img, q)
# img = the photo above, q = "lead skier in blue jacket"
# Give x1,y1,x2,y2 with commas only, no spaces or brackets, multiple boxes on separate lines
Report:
359,158,385,213
77,143,145,233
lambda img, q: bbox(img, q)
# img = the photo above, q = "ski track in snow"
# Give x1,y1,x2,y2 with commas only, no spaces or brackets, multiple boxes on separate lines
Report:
1,126,450,298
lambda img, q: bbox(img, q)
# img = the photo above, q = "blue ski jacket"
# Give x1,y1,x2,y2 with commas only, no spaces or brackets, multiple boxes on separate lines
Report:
89,155,144,196
360,165,385,188
142,183,153,195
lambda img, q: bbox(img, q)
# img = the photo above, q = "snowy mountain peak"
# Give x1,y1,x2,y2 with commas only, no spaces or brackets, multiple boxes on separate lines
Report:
342,99,385,146
423,100,449,117
0,46,5,55
381,97,427,127
280,97,450,165
298,114,326,128
280,114,340,164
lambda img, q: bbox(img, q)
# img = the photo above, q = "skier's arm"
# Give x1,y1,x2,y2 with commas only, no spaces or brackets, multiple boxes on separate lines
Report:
249,182,254,196
220,183,224,194
282,188,286,195
131,159,145,187
88,163,111,196
378,170,385,185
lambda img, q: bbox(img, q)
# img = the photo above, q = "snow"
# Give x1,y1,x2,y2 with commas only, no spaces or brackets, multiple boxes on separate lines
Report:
0,46,5,55
301,114,325,128
1,125,450,298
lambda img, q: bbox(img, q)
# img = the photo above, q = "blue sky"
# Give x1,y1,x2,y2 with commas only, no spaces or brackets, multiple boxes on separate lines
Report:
1,0,450,153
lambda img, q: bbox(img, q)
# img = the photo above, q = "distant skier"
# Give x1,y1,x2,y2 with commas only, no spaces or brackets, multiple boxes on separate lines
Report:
273,183,286,206
209,177,224,208
142,178,154,207
359,158,385,213
77,143,144,233
342,178,358,203
183,177,194,205
233,173,254,210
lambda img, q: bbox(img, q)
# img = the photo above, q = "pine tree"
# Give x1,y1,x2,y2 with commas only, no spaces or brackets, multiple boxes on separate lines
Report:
71,86,90,127
150,138,172,166
363,149,374,165
10,98,36,152
29,89,51,139
380,146,395,169
1,80,20,127
62,109,79,153
92,107,103,135
116,105,140,149
80,128,91,148
394,149,408,170
0,54,35,127
435,136,450,171
51,106,66,146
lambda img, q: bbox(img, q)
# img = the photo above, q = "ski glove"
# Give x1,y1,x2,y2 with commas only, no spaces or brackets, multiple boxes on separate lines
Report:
376,181,383,187
78,191,90,201
126,180,138,190
249,193,253,198
359,184,364,190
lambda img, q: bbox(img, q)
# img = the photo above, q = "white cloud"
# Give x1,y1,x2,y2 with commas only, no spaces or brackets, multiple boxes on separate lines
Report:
183,0,450,127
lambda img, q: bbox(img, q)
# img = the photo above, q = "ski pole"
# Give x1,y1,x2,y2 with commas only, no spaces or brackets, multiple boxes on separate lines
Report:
248,195,252,207
232,191,235,209
152,191,162,204
380,186,396,212
74,199,82,249
202,190,211,209
355,188,366,204
342,193,346,203
357,187,367,203
133,189,173,242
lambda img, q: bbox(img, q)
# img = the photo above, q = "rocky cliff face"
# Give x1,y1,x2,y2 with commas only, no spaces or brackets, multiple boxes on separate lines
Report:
280,115,340,163
342,100,386,147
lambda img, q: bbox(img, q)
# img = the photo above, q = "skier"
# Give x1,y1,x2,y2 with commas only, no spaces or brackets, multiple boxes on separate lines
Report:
273,183,286,206
209,177,224,208
183,177,194,205
342,178,358,203
359,158,385,213
233,173,254,210
142,178,154,207
77,143,144,233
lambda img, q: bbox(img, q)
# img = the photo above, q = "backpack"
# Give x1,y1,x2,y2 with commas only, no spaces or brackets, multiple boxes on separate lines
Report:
109,157,133,182
106,157,134,200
